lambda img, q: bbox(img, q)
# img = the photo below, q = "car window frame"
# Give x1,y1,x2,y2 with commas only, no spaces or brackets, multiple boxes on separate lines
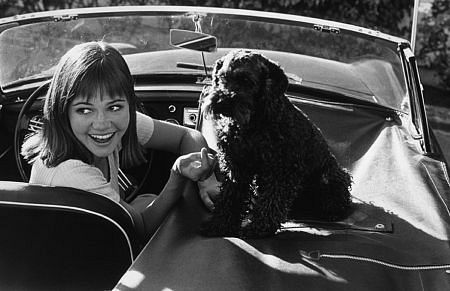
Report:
400,43,431,153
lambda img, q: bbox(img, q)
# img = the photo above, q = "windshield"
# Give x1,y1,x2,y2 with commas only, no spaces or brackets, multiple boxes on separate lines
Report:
0,9,407,110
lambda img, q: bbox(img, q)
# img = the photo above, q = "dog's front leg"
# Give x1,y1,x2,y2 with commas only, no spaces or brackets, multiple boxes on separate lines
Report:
240,175,299,238
199,179,247,237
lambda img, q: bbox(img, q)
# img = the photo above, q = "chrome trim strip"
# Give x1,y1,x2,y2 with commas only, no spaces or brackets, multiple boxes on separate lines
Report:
0,6,407,45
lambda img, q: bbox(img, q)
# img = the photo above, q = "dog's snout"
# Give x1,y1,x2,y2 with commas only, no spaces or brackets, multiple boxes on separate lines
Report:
202,88,235,116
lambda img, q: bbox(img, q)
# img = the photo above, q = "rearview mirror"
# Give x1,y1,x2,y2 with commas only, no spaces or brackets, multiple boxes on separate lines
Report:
170,29,217,52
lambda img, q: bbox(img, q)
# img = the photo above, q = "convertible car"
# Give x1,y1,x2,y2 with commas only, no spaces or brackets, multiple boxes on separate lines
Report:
0,6,449,291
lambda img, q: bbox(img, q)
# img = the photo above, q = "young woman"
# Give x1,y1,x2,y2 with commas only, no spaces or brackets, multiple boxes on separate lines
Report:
22,41,219,244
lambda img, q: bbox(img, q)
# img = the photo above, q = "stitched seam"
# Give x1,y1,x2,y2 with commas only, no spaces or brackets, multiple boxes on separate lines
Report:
421,163,450,217
440,161,450,186
320,253,450,271
303,251,450,271
86,189,135,227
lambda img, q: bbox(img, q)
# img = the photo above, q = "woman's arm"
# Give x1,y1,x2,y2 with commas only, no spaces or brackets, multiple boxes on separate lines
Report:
142,119,208,154
139,148,215,241
142,119,220,210
139,170,186,241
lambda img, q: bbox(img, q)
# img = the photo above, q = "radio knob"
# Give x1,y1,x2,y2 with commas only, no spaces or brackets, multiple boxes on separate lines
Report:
168,105,176,113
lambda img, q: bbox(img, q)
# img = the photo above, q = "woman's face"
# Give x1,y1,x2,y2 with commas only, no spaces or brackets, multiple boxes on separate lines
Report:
68,94,130,158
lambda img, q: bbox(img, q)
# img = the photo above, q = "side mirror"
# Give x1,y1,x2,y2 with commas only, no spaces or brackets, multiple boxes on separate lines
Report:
170,29,217,52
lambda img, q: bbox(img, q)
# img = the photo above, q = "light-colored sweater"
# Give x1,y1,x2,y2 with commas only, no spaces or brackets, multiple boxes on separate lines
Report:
29,112,154,202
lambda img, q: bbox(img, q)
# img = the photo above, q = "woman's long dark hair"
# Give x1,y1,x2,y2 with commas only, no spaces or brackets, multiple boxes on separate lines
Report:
22,41,145,168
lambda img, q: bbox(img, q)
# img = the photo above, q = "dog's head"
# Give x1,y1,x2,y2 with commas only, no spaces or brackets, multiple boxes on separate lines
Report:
201,50,288,126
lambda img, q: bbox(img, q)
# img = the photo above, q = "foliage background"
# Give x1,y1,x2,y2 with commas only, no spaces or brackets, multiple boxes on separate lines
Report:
0,0,448,90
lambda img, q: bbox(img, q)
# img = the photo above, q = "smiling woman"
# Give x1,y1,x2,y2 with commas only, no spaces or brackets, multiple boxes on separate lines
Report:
20,41,220,244
22,41,143,170
69,95,130,181
69,96,130,166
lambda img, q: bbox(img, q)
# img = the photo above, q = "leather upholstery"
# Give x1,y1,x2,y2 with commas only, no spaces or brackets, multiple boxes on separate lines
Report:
0,181,140,291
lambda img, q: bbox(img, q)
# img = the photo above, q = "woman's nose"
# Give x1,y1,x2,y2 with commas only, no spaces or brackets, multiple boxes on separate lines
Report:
91,111,111,130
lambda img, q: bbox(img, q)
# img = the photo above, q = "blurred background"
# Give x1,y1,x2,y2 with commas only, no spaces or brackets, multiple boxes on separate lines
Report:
0,0,449,156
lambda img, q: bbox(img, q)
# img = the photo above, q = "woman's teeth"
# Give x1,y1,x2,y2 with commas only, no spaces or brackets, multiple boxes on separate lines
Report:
89,133,114,143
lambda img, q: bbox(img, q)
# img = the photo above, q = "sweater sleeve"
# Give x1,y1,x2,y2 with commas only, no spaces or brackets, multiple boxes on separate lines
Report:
136,111,154,146
52,160,120,202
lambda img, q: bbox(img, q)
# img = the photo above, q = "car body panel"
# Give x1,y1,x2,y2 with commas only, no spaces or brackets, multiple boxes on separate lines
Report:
115,99,450,290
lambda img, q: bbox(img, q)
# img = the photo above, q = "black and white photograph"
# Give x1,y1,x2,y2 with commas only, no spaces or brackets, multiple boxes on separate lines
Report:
0,1,449,290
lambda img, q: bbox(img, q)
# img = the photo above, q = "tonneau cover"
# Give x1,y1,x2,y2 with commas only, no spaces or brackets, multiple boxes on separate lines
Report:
115,101,450,291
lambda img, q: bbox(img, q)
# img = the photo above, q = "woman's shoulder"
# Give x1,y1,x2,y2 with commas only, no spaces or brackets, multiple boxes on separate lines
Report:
52,159,105,182
44,158,120,201
34,157,89,168
57,158,94,169
31,158,103,185
136,111,154,145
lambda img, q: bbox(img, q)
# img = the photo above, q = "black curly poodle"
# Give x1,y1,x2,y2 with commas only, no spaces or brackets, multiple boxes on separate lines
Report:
200,49,352,238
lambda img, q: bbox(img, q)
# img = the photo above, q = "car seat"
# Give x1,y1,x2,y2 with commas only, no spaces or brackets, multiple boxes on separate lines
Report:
0,181,140,291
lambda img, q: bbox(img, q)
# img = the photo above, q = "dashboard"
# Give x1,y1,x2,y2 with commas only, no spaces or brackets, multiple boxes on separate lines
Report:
135,88,201,129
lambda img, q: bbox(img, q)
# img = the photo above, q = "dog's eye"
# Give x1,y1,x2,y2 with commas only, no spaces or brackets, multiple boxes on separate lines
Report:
236,75,253,86
231,69,252,83
241,76,251,83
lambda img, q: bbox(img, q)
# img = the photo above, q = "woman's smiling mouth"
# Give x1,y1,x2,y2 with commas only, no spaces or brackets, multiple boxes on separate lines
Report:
89,133,115,144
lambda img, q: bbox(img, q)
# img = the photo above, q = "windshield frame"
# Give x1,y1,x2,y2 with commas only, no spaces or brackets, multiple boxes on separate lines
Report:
0,6,408,44
0,6,411,111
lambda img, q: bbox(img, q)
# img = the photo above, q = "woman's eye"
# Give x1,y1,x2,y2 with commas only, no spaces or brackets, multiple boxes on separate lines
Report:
110,105,122,112
76,108,92,114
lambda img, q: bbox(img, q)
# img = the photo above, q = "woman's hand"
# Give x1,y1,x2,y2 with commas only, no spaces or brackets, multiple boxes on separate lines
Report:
197,173,221,211
172,148,221,210
172,148,216,182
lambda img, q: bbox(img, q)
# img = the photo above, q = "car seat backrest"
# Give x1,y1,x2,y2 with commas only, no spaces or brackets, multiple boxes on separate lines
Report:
0,181,139,291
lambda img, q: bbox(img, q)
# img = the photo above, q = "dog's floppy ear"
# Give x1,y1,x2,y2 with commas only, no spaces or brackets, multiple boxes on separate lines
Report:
212,58,224,86
258,55,289,120
262,57,288,97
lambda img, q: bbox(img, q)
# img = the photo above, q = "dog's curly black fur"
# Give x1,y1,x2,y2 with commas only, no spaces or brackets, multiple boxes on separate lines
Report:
200,50,352,238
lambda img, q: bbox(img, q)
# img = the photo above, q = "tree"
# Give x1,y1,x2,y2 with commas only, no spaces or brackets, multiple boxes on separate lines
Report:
417,0,450,89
